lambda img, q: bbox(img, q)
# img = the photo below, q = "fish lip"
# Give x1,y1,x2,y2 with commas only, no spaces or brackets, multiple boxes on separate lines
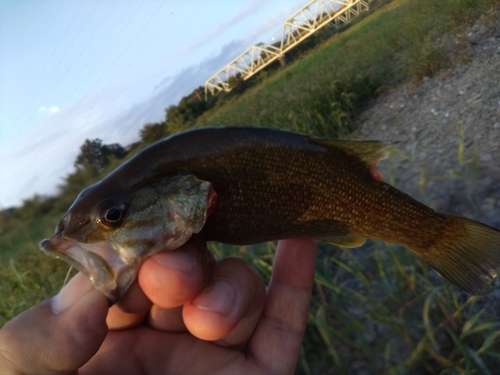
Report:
39,235,135,303
39,236,93,276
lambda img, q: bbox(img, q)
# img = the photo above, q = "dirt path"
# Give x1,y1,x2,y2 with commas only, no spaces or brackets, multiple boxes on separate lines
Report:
353,14,500,229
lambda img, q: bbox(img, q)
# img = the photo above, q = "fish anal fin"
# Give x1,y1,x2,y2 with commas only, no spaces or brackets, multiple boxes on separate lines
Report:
319,236,366,248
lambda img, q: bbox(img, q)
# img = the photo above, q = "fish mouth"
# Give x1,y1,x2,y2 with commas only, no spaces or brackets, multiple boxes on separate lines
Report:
40,235,138,303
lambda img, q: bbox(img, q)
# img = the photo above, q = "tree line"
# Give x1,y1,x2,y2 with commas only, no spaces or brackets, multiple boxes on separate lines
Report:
1,18,349,226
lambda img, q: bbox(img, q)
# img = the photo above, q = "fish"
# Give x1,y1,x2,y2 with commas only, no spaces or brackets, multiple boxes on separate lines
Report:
40,126,500,302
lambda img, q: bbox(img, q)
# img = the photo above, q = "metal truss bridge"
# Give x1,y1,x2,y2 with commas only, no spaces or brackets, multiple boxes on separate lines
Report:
205,0,372,98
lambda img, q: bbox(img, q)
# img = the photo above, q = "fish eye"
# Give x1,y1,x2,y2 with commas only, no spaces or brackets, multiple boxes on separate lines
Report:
98,200,127,228
105,207,122,222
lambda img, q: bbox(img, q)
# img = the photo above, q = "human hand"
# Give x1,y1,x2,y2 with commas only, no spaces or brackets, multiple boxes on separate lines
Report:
0,238,317,375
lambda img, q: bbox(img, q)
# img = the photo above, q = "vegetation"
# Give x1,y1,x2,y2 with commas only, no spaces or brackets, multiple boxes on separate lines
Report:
2,0,500,373
74,138,127,171
194,0,489,135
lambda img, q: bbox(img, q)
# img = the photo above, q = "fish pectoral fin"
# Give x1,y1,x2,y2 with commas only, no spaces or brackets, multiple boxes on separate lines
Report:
318,236,366,248
191,234,215,289
310,139,396,165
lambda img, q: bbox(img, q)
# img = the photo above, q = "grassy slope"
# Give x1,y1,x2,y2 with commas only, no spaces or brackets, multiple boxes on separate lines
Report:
2,0,500,373
197,0,487,137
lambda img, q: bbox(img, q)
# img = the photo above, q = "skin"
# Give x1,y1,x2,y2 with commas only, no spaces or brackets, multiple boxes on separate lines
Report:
0,238,317,375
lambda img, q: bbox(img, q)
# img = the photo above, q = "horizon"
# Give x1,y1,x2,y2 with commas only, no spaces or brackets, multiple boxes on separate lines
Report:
0,0,306,209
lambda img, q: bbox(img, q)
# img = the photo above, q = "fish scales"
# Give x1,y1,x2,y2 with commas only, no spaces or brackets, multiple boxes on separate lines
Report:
132,127,443,249
40,127,500,301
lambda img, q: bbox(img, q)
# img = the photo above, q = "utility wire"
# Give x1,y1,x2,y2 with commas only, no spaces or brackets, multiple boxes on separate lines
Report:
47,0,171,134
12,0,84,129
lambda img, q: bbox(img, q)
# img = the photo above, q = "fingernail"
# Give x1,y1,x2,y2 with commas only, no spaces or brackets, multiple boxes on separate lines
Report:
152,251,196,273
51,274,95,314
192,280,235,317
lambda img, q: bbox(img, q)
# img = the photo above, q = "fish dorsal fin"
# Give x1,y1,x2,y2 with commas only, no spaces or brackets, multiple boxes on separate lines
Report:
311,139,394,165
318,236,366,248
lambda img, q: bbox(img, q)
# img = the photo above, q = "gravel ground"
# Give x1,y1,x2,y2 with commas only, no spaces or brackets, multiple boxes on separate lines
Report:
346,15,500,365
321,12,500,374
353,15,500,229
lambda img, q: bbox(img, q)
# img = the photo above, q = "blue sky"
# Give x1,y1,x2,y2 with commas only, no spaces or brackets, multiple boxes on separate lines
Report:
0,0,306,208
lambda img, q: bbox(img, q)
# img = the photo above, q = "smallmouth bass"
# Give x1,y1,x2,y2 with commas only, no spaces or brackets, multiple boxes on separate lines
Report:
40,127,500,302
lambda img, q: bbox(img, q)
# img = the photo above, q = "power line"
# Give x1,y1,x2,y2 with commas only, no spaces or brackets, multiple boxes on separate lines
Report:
100,1,189,102
45,0,171,134
31,0,102,117
29,0,122,142
28,0,149,139
12,0,84,128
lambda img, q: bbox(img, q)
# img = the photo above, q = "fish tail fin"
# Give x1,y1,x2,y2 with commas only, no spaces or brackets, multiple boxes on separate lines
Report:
417,214,500,295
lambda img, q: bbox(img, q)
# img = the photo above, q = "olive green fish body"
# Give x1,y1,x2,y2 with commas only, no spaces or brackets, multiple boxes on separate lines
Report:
108,128,448,249
41,127,500,300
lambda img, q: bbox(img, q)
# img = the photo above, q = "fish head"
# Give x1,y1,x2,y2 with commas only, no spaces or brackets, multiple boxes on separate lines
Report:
40,174,214,303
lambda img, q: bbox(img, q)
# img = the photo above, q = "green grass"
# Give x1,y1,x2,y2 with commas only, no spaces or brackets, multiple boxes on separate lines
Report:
196,0,496,137
2,0,500,373
204,132,500,374
2,130,499,374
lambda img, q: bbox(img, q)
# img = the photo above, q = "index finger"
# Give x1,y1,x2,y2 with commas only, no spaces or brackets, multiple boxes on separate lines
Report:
246,238,316,374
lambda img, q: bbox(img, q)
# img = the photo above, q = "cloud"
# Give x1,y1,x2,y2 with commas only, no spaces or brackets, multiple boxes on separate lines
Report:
154,76,172,91
182,3,306,83
1,95,113,208
103,39,247,139
2,24,280,208
181,0,268,57
242,9,292,45
38,105,60,114
1,39,243,208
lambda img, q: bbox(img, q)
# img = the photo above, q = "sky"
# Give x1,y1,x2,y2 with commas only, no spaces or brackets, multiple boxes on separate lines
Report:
0,0,307,209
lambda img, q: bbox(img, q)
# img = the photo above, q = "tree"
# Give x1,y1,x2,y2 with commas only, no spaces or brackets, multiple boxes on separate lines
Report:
103,143,126,159
163,86,213,135
227,75,247,94
140,122,169,144
74,138,126,171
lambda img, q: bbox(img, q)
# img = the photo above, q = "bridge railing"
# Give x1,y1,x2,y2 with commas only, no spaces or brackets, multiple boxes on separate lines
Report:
205,0,372,99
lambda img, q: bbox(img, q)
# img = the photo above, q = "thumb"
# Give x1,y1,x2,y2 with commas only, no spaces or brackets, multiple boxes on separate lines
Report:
0,273,108,375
